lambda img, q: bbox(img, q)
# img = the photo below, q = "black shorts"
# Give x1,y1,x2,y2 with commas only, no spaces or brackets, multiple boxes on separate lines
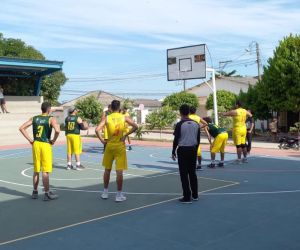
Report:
0,98,5,105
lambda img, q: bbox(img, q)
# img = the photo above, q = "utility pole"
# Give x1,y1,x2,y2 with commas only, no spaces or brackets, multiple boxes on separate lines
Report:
255,42,262,81
219,60,232,76
183,80,186,91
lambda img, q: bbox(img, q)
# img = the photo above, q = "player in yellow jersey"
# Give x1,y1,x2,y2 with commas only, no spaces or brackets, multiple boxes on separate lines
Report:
95,100,138,202
122,108,132,151
221,100,252,164
189,106,209,170
19,102,60,201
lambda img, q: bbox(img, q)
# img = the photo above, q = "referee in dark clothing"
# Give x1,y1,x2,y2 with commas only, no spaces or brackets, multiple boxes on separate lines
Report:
172,104,200,203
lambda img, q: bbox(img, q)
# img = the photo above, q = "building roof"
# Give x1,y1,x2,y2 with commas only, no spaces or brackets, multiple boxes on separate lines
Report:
133,98,161,108
0,57,63,96
61,90,124,108
187,76,258,97
187,76,257,92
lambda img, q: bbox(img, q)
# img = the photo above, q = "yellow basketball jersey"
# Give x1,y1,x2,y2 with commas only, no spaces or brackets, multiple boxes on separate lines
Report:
189,114,201,124
233,108,247,128
106,112,126,143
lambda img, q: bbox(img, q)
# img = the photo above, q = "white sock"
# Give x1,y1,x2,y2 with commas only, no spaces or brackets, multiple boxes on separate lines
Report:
211,160,216,164
117,191,122,196
76,162,80,166
103,188,108,193
67,162,72,166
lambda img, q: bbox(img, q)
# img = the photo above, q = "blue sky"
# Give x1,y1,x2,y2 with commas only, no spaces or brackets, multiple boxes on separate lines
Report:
1,0,300,102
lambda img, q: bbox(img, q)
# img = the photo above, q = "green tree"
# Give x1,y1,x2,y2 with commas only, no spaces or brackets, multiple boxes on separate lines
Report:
75,96,103,125
146,106,177,137
121,98,136,119
238,85,271,120
206,90,237,111
0,33,67,103
162,92,199,110
261,34,300,112
42,72,67,105
212,106,232,131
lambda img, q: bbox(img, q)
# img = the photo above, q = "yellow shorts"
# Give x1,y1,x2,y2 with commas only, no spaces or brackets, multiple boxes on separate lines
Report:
102,142,127,170
197,145,201,157
32,141,52,173
233,127,247,145
211,132,228,153
66,134,82,155
104,126,108,140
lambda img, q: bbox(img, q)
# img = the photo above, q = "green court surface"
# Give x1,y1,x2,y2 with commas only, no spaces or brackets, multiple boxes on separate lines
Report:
1,143,300,250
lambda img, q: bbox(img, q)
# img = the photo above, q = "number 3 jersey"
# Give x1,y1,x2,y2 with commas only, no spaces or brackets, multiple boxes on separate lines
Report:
32,115,52,143
106,112,126,144
65,115,80,135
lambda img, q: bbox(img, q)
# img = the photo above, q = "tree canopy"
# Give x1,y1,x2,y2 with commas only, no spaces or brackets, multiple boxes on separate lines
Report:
146,106,177,132
162,92,199,111
206,90,237,111
260,34,300,112
0,33,67,104
75,96,103,125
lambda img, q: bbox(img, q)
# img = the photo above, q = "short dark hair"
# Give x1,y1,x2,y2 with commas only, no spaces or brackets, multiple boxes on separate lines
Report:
235,100,243,108
179,104,190,116
111,100,121,111
41,102,51,113
203,117,212,123
189,106,197,114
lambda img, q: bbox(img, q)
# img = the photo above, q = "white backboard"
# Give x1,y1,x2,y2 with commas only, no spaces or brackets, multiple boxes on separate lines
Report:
167,44,206,81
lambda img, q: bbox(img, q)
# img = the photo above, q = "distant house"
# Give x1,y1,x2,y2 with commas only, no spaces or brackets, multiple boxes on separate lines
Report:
133,98,162,124
59,90,161,125
186,76,258,117
61,90,124,109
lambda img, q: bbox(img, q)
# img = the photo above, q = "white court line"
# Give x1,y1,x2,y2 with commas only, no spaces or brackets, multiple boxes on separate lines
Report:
21,166,150,180
252,154,300,162
0,181,239,246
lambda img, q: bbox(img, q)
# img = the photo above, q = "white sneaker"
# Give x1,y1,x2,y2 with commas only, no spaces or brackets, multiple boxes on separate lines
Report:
242,158,248,163
66,165,71,170
101,192,109,199
115,193,126,202
234,159,242,165
72,166,77,170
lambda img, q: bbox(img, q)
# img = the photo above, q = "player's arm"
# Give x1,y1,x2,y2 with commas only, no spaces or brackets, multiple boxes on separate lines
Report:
95,117,106,144
122,117,138,140
77,117,88,130
220,110,237,117
19,118,34,145
203,126,212,145
172,122,180,160
50,117,60,145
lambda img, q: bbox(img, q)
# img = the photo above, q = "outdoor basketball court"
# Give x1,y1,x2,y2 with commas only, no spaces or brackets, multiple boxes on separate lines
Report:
1,142,300,249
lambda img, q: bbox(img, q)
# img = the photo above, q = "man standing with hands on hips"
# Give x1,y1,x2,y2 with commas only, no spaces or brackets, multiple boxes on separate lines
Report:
172,104,200,204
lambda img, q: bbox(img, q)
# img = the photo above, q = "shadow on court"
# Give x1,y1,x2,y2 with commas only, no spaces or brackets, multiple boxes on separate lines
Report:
0,168,234,246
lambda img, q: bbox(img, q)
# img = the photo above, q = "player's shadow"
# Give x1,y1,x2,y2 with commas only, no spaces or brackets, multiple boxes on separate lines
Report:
0,187,29,198
83,146,103,154
132,163,177,172
156,160,178,165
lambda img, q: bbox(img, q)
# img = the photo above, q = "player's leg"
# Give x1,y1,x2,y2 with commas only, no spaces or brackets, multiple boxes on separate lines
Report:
41,143,58,201
32,141,41,199
127,136,132,150
209,138,218,168
246,132,252,155
177,147,192,203
115,143,128,202
74,135,83,169
218,133,228,167
186,146,198,200
66,135,73,170
196,145,202,170
101,143,114,199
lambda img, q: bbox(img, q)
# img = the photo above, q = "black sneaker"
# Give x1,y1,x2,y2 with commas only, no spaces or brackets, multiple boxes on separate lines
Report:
31,190,38,199
43,191,59,201
196,165,203,171
76,164,85,170
128,146,132,151
192,196,199,201
179,198,192,204
218,162,224,167
208,163,216,168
